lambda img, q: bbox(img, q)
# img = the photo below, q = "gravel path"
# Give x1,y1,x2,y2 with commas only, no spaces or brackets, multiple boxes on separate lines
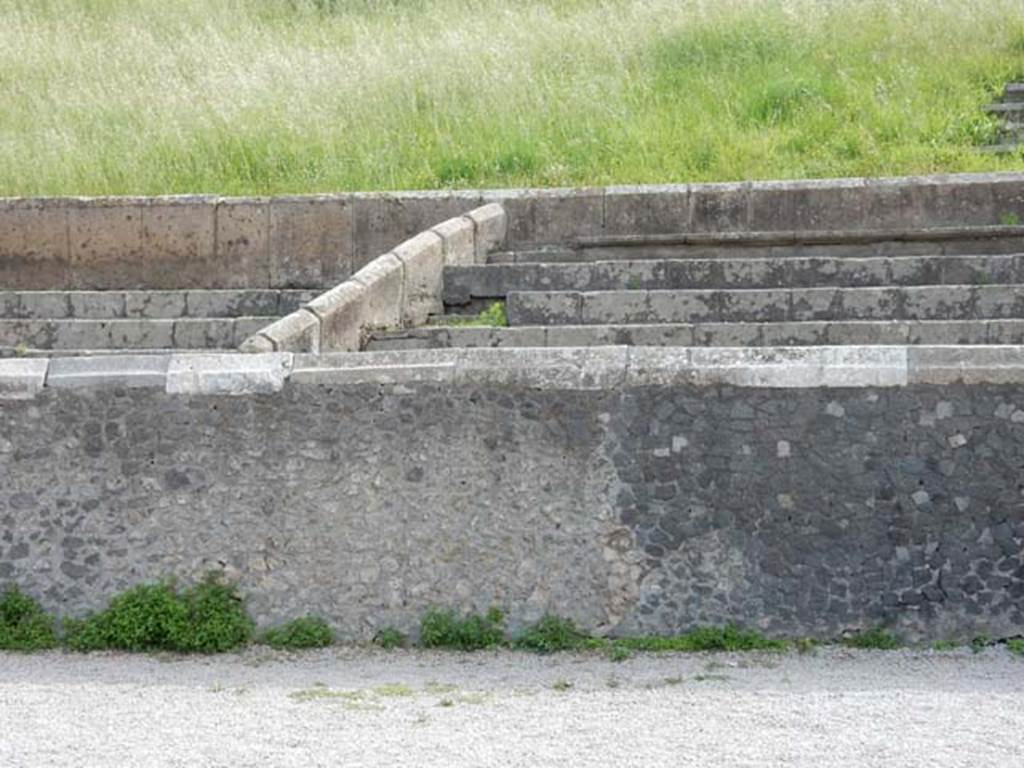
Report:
1,647,1022,767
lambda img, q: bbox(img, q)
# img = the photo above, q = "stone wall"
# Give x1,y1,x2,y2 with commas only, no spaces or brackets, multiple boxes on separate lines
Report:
3,172,1024,290
1,347,1022,642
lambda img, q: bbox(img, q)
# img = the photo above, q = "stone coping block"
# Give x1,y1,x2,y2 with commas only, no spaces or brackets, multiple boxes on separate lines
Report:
907,345,1024,384
305,281,368,353
255,309,321,354
47,355,170,389
392,231,443,326
430,215,476,268
0,358,49,399
9,345,1024,396
165,353,293,395
465,203,509,262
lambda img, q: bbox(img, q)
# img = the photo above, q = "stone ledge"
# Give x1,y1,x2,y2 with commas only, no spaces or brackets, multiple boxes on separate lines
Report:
165,353,293,395
47,355,170,389
0,358,49,399
8,345,1024,397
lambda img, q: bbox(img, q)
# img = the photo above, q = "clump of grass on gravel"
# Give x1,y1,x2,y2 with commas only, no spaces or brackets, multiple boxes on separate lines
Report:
373,627,407,650
261,616,333,650
419,607,506,651
0,587,58,651
841,627,902,650
514,615,592,653
1006,639,1024,657
441,302,508,328
64,574,253,653
2,0,1021,196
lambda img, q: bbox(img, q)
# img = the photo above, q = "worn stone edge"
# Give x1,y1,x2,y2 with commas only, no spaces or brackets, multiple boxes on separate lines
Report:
9,346,1024,398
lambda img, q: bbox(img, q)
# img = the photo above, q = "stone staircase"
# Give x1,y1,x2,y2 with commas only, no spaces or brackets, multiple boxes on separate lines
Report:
984,82,1024,154
0,289,317,356
367,226,1024,350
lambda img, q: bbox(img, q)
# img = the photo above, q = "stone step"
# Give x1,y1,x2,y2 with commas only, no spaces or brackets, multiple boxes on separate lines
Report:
366,319,1024,350
982,143,1023,155
0,317,274,351
444,254,1024,303
985,102,1024,118
506,285,1024,326
0,289,318,320
1005,83,1024,102
493,226,1024,263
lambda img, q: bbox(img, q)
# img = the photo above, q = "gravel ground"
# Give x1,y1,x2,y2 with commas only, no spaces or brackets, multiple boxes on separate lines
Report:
1,646,1022,768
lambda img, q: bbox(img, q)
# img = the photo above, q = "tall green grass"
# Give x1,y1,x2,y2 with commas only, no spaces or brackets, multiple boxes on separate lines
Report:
1,0,1022,196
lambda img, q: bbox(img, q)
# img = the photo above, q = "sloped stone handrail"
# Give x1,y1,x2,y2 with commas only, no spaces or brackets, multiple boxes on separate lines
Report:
238,203,507,353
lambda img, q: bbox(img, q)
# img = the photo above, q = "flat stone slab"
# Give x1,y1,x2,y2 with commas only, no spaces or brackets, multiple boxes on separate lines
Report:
166,353,293,395
47,355,170,389
0,358,49,399
444,254,1024,300
506,285,1024,326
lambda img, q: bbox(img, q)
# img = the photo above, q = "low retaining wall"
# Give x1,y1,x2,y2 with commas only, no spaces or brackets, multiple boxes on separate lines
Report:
2,346,1023,642
3,172,1024,290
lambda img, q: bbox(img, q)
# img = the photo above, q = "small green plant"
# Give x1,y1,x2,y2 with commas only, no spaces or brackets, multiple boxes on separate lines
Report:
792,637,818,654
373,627,407,650
1007,639,1024,657
64,581,187,652
605,644,632,662
841,627,901,650
419,607,506,651
441,301,507,328
609,625,785,654
64,574,253,654
0,587,57,651
514,615,591,653
970,634,991,654
551,678,573,692
1000,212,1021,226
932,640,959,652
262,616,333,650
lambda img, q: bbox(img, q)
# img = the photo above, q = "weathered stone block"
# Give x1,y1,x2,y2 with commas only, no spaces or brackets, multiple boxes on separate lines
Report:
47,355,170,389
350,253,405,331
68,201,145,289
689,182,750,232
185,290,281,318
257,309,320,353
172,319,236,349
499,190,600,246
305,281,368,353
216,199,271,288
166,352,292,395
456,346,628,389
430,216,476,267
393,231,444,326
69,291,126,319
0,358,48,399
125,291,187,319
908,346,1024,385
0,201,69,290
604,185,689,236
142,198,218,289
269,196,352,288
18,292,71,319
465,203,508,263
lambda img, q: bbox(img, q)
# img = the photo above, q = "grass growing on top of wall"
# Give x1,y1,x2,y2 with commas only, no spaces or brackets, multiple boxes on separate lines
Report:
0,0,1022,196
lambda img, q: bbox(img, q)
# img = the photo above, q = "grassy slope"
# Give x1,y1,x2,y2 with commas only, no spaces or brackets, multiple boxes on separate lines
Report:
1,0,1023,196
